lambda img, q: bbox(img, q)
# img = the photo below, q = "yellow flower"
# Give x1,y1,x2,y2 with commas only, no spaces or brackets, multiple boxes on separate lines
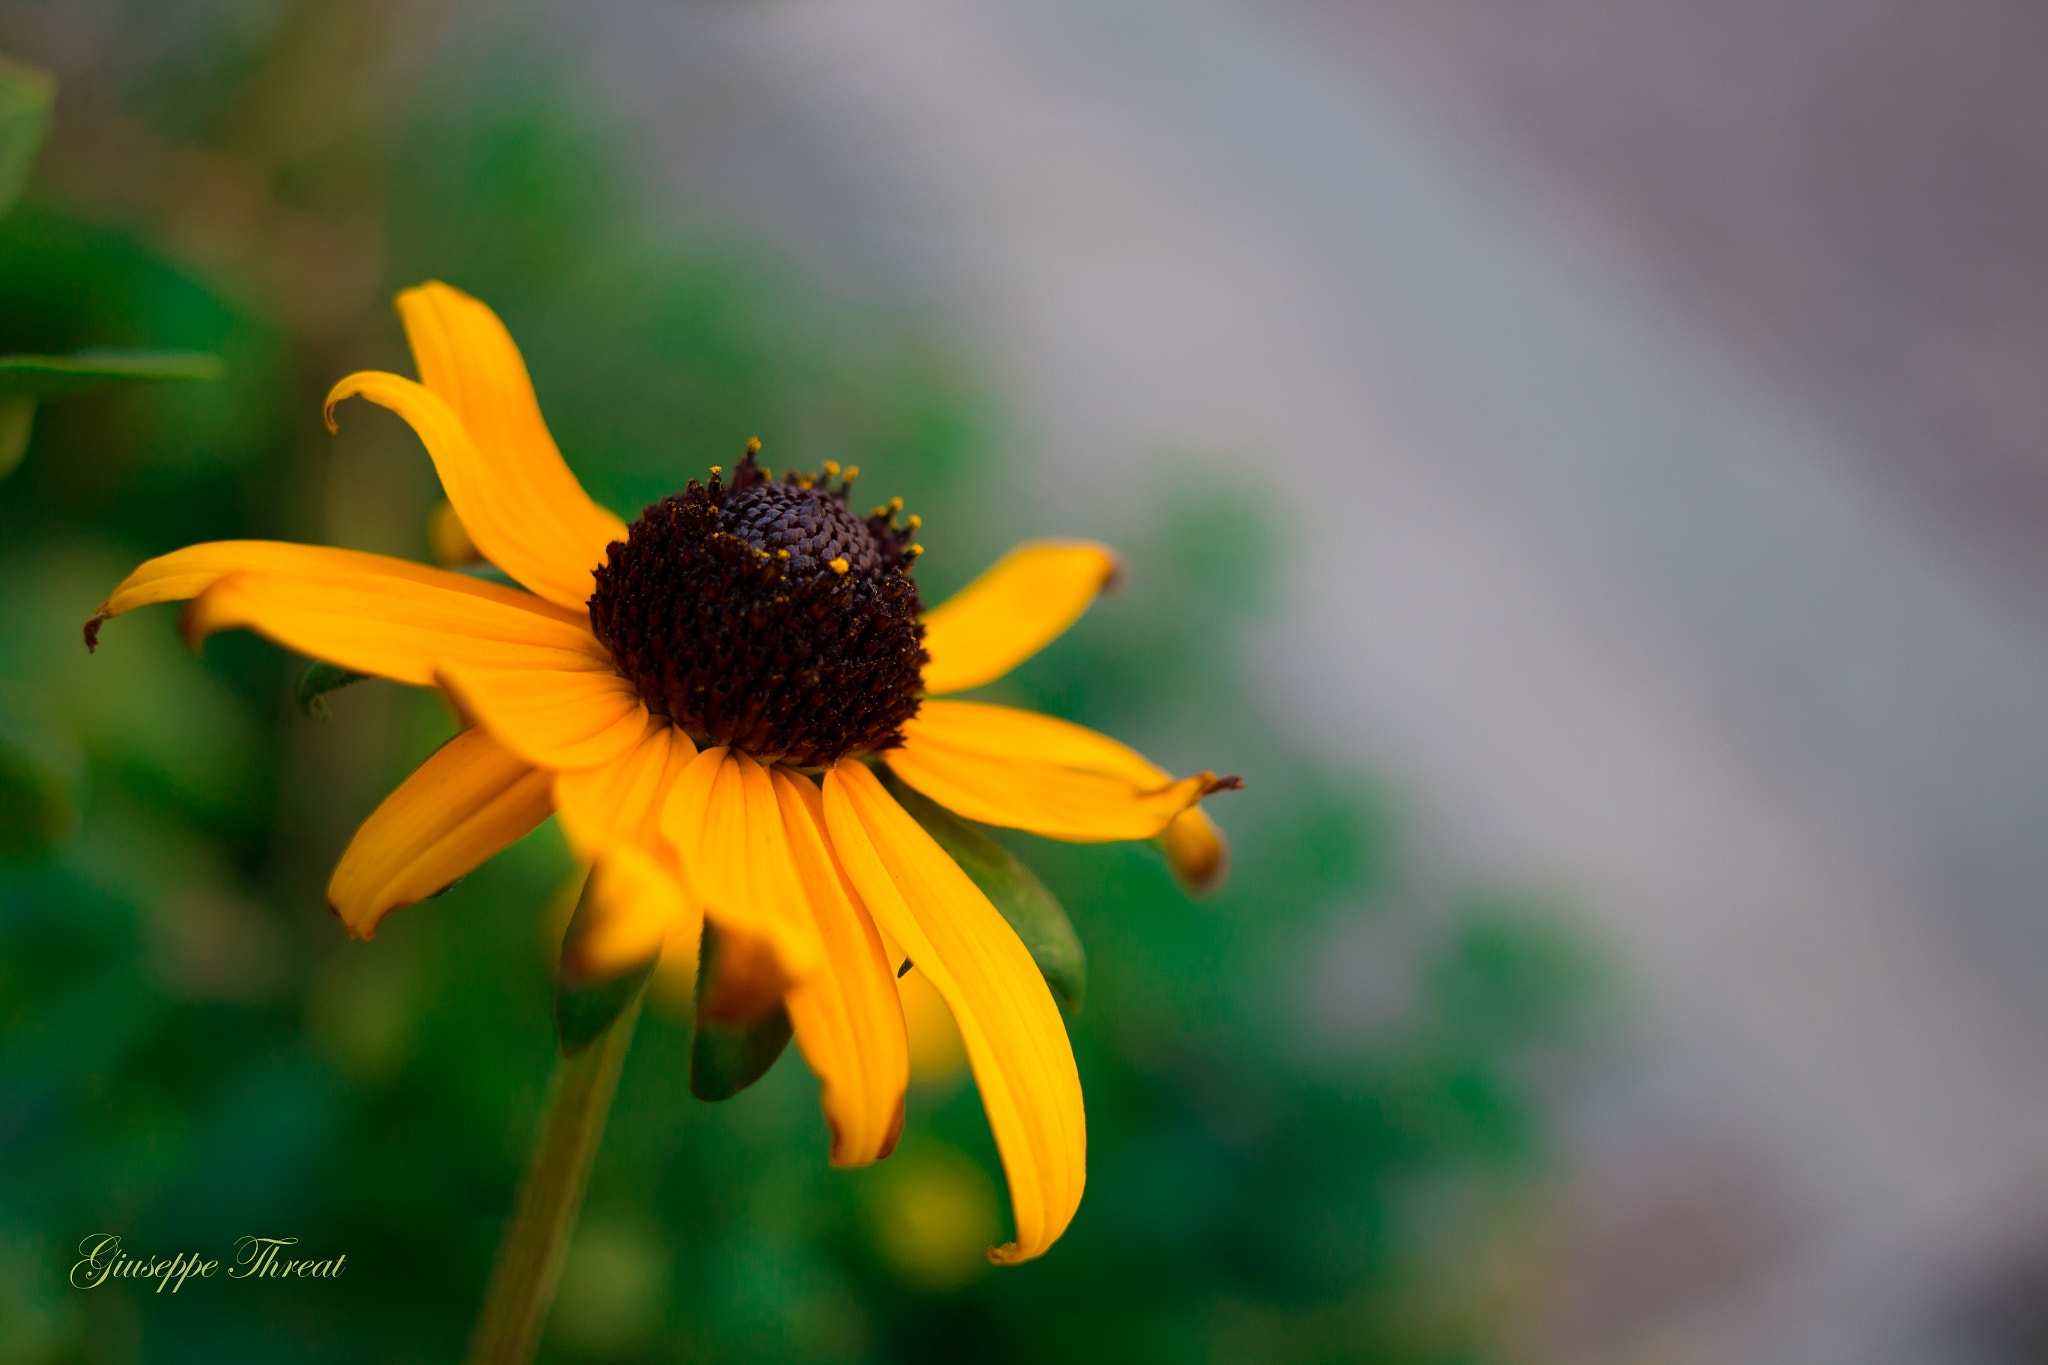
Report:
84,282,1235,1264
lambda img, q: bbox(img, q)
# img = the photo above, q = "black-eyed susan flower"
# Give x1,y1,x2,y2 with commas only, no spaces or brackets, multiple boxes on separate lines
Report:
84,282,1236,1264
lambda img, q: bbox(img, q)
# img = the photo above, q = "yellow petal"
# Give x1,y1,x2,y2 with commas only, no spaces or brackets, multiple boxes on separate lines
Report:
822,760,1084,1264
886,700,1213,842
552,719,698,859
84,540,584,649
326,326,624,614
659,749,823,995
437,663,650,773
182,569,609,687
550,720,701,990
773,768,909,1167
649,918,705,1013
1158,805,1229,894
327,727,555,938
561,843,687,982
919,540,1122,695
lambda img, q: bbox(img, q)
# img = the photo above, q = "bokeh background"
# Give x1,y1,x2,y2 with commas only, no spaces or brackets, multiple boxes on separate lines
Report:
3,2,2046,1362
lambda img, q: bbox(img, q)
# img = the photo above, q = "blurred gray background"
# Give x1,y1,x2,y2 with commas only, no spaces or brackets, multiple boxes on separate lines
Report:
552,1,2048,1360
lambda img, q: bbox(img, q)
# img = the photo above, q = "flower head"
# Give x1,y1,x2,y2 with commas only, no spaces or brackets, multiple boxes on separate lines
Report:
85,282,1235,1263
588,447,926,766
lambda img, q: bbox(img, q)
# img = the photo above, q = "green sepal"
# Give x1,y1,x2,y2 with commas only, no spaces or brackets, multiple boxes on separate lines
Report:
691,1009,794,1101
880,768,1086,1013
556,956,656,1056
554,872,658,1054
0,350,224,402
689,922,794,1100
0,53,54,220
295,661,371,719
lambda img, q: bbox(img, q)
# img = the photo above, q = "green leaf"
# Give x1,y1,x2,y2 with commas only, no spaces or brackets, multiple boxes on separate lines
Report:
0,54,53,220
0,350,224,403
0,394,31,481
881,768,1086,1013
295,661,370,719
0,697,85,861
689,922,794,1100
0,353,220,480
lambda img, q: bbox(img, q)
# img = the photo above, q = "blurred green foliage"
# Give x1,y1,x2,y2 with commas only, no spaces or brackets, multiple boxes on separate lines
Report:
0,51,220,479
0,5,1608,1362
0,50,52,217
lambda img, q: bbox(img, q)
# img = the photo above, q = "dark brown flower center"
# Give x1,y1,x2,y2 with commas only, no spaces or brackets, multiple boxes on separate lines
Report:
587,444,927,767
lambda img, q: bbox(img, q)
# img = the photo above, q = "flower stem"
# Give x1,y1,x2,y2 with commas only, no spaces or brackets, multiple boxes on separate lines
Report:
465,992,642,1365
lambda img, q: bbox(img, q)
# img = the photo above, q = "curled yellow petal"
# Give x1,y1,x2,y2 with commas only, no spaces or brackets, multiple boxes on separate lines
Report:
326,341,623,613
773,768,909,1167
181,569,608,688
919,540,1121,695
328,727,554,938
886,700,1214,842
84,540,583,650
437,662,650,773
823,760,1085,1264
